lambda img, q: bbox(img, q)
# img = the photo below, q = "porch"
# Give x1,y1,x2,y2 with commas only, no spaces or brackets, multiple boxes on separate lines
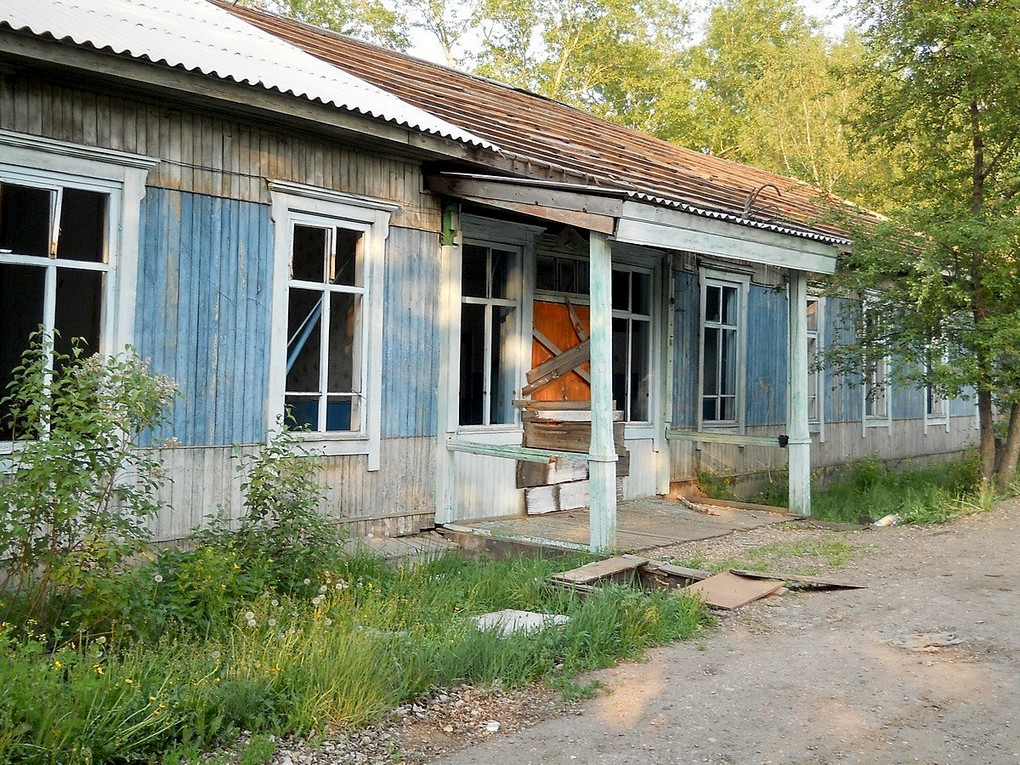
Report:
440,496,790,554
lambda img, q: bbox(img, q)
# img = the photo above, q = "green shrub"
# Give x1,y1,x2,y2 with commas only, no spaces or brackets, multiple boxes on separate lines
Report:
0,335,176,628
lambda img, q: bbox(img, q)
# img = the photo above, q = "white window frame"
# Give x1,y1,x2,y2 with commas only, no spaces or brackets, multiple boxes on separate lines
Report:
453,215,539,434
862,354,892,434
806,296,825,440
0,130,154,453
698,269,749,431
923,348,950,434
458,242,523,428
268,181,395,469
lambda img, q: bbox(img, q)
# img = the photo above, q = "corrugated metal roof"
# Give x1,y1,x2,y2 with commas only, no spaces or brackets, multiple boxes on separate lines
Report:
0,0,493,150
223,1,857,243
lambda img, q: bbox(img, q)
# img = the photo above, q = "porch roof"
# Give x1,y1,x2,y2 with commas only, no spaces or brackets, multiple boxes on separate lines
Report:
429,173,841,274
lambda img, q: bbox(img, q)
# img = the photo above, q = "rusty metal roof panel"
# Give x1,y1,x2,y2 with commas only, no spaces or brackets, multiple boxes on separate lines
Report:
0,0,493,149
223,1,853,242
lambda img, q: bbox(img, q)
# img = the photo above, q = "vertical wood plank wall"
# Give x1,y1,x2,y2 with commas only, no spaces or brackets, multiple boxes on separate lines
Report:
669,261,980,487
1,72,443,539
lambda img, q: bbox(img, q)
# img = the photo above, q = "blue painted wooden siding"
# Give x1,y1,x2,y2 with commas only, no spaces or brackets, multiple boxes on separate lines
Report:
671,269,699,428
137,188,272,446
381,226,439,439
745,285,788,427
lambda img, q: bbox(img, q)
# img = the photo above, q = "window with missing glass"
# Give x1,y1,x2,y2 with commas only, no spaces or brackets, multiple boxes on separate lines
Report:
0,181,109,439
459,243,519,426
700,275,745,426
806,297,823,427
269,182,391,465
611,267,652,422
284,218,366,433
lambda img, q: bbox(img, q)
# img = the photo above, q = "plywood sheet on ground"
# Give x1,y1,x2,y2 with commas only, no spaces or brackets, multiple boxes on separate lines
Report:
685,571,785,609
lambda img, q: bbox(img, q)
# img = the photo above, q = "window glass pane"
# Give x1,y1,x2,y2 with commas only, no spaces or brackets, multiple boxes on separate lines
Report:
285,395,318,431
292,225,326,282
0,184,51,257
807,335,819,422
612,316,627,415
611,270,629,310
576,261,589,295
286,288,322,393
557,258,578,295
0,263,45,439
536,255,556,290
326,292,358,395
462,245,487,298
632,272,652,315
806,299,818,332
58,189,106,263
326,394,354,431
721,395,736,421
705,284,720,323
721,285,737,325
721,328,737,395
458,303,486,425
703,327,719,395
489,305,516,424
702,397,718,422
55,268,103,365
331,228,363,287
630,319,650,420
490,249,510,300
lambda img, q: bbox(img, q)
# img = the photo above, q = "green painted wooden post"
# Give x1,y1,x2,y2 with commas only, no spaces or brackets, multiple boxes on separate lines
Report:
787,270,812,516
588,231,618,551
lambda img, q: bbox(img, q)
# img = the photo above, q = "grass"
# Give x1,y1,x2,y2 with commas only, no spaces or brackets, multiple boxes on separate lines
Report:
0,551,708,764
673,538,855,575
700,452,993,526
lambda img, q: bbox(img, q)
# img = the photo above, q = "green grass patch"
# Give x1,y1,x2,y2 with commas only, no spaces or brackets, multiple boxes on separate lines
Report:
673,537,855,575
0,551,707,764
703,453,994,527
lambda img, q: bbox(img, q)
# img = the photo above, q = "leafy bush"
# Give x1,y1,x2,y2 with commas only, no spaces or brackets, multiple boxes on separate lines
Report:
0,336,176,627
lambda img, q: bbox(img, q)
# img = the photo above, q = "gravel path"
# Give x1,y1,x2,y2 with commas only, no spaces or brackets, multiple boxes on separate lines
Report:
434,499,1020,765
257,500,1019,765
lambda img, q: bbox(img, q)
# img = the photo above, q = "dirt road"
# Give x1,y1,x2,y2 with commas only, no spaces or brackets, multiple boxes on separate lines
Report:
437,500,1020,765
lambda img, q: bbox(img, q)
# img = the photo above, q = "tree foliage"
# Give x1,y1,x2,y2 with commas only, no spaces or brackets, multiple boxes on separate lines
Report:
827,0,1020,484
242,0,411,49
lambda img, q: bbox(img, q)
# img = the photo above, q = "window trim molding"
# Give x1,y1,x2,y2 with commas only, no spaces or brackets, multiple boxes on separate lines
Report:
451,216,542,433
697,268,749,432
922,350,950,435
806,295,825,442
268,183,394,468
0,131,155,453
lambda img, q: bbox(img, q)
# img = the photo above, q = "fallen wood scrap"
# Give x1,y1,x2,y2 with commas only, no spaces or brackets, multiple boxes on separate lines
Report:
549,555,712,593
728,569,867,590
678,496,723,516
549,555,648,586
637,559,711,589
684,571,785,610
692,497,793,516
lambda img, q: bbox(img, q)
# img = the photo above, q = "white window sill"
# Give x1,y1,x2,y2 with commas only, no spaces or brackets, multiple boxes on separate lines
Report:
296,433,371,457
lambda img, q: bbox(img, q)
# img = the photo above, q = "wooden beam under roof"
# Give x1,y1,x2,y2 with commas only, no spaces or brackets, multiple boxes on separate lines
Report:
427,174,619,235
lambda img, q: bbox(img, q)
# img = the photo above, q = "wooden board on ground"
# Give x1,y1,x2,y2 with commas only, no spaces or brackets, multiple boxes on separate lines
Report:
685,571,785,609
729,569,867,590
551,555,649,585
690,497,793,515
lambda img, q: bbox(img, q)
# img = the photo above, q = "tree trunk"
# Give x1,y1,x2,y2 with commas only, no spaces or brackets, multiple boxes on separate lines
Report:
996,401,1020,488
977,387,996,481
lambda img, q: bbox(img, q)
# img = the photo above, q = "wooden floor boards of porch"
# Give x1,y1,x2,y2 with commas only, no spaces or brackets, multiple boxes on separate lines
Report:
442,497,789,553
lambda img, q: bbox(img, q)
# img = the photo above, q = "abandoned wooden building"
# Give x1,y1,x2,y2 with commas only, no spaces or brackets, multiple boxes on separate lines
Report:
0,0,979,551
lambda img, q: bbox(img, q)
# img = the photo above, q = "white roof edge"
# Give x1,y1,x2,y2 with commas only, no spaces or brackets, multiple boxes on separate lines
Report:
0,0,496,152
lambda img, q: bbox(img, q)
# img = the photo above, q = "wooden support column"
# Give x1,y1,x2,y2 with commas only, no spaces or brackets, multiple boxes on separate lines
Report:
787,269,812,516
435,203,461,524
588,231,618,551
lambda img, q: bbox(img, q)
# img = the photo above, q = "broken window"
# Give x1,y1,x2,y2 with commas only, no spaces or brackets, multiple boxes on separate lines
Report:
285,221,365,433
611,267,652,422
701,278,742,425
0,181,108,440
459,244,519,426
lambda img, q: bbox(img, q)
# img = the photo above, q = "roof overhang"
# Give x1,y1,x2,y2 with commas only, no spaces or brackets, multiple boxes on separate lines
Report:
428,173,841,275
